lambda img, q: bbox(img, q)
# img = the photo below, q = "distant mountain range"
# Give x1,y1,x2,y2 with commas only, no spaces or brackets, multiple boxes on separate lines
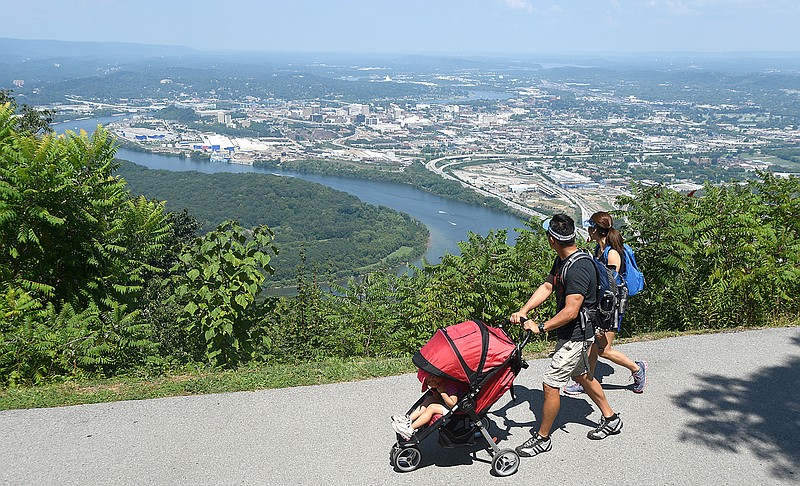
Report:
0,37,198,62
3,37,800,71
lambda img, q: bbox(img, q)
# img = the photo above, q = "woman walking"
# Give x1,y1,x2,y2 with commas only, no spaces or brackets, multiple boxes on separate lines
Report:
564,211,647,395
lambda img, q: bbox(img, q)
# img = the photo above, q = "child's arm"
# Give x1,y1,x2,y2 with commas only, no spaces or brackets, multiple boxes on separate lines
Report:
440,390,459,409
431,383,459,408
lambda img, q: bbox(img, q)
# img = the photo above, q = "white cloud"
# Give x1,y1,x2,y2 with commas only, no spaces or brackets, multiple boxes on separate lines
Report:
502,0,535,14
663,1,695,15
545,4,564,15
648,0,772,16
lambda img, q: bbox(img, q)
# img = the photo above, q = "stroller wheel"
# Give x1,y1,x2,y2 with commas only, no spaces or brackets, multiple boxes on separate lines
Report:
491,449,520,477
389,444,400,466
393,446,422,473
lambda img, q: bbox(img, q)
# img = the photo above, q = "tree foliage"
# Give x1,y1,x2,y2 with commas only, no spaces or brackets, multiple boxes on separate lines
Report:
0,90,54,135
618,173,800,331
172,221,278,366
117,161,429,285
1,90,797,386
0,100,169,384
0,105,170,309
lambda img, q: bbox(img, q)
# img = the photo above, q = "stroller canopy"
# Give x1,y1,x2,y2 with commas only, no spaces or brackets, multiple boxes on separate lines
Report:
412,320,516,385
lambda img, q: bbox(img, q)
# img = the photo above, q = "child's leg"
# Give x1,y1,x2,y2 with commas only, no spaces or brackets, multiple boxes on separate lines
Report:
409,405,426,422
409,394,438,421
411,403,447,430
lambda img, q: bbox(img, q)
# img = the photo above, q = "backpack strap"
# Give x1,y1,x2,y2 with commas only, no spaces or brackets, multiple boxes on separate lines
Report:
559,250,596,303
559,250,592,280
558,250,596,339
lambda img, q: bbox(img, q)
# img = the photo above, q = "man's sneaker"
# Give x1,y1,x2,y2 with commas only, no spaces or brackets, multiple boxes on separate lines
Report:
632,360,648,394
564,381,585,395
587,413,623,440
391,420,415,440
515,433,552,457
391,414,411,425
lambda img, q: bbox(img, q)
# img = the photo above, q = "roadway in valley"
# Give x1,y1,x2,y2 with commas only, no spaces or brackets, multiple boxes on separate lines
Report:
426,154,590,223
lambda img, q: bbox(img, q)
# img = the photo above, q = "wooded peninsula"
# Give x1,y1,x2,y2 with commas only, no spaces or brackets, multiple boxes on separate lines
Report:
117,160,429,286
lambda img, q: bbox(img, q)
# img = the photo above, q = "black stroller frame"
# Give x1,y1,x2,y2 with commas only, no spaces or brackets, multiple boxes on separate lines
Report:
389,322,532,477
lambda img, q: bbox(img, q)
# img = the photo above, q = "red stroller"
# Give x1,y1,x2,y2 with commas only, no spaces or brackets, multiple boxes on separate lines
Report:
389,319,531,476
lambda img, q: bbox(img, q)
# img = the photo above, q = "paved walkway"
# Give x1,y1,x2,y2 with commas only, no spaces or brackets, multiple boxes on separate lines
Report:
2,326,798,485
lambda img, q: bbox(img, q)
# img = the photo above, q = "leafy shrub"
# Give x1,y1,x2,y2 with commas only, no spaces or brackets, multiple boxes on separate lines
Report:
618,172,800,332
172,221,278,366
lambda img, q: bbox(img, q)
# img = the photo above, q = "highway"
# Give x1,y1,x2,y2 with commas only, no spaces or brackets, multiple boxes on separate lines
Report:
426,154,593,222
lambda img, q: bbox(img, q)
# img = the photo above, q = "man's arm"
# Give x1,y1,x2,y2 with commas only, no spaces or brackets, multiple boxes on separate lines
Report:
511,275,554,324
533,293,584,333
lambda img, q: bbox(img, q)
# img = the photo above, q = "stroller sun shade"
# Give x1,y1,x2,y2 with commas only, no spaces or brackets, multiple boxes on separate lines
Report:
412,320,516,385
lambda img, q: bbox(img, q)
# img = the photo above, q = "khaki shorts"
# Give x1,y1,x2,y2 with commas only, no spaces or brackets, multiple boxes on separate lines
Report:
543,338,593,389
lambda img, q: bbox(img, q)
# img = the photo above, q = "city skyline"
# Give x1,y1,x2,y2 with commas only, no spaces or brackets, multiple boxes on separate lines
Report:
2,0,800,55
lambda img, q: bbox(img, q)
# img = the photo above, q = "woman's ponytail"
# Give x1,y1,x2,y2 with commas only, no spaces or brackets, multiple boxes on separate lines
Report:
591,211,625,261
607,227,625,258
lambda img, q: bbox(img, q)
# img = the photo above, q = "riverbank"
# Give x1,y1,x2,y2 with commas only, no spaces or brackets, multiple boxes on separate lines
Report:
112,147,525,265
54,115,527,263
253,157,530,221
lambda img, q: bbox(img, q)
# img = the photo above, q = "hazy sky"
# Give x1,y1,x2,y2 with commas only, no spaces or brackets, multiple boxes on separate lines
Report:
3,0,799,54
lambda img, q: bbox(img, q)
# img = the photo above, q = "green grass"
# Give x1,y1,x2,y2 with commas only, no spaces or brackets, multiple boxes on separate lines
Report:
0,357,415,411
1,321,796,411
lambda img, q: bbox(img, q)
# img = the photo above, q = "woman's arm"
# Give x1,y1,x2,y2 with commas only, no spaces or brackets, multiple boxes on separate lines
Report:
607,248,621,272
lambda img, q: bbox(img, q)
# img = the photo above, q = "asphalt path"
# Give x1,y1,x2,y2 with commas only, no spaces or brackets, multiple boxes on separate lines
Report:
2,326,798,485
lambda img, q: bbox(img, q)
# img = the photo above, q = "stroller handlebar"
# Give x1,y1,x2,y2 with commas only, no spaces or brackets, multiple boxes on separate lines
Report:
500,317,533,350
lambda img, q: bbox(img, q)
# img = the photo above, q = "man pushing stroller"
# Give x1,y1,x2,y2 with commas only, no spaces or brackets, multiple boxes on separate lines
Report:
510,214,623,457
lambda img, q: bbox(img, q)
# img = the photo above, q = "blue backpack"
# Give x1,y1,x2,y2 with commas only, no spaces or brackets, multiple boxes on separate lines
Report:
601,244,645,296
620,244,645,296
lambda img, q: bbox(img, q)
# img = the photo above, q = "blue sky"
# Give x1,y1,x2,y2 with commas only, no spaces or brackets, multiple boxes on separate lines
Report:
2,0,799,54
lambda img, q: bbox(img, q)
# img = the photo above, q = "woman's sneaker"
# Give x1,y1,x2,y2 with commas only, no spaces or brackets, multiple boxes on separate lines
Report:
632,360,648,393
563,381,584,395
515,433,551,457
587,413,623,440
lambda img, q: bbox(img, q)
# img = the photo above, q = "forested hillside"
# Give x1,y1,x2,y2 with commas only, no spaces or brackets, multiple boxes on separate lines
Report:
117,161,429,285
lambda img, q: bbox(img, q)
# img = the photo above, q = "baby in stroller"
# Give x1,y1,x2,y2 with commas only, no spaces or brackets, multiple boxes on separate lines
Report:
388,319,532,476
391,370,469,440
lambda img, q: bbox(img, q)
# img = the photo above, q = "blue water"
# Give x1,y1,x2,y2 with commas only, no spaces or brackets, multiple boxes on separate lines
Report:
52,117,526,264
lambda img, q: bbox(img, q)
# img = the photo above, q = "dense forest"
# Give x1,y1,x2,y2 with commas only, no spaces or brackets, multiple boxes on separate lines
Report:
116,161,429,285
1,97,799,388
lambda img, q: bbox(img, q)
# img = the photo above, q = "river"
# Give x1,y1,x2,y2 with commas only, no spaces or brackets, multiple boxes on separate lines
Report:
52,117,526,264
